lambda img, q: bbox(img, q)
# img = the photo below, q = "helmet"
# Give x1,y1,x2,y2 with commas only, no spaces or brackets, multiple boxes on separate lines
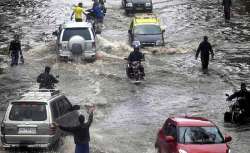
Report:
132,41,141,49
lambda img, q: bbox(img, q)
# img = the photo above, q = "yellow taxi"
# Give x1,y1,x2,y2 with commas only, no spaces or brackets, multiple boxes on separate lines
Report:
128,14,165,47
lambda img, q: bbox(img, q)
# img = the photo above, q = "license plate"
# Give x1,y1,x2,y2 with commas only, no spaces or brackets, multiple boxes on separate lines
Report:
136,7,143,10
18,127,36,134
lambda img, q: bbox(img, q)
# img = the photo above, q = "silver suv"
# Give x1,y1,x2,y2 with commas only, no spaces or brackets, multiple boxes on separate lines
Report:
53,21,97,62
1,90,80,149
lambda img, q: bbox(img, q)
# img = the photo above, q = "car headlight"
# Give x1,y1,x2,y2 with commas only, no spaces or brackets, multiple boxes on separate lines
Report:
145,2,151,6
126,2,133,7
179,149,187,153
155,40,162,46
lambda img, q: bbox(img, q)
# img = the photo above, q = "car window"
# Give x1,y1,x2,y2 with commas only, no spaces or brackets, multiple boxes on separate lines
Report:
164,123,177,139
62,98,72,114
51,101,59,119
9,102,47,121
134,25,161,35
62,28,92,41
178,126,224,144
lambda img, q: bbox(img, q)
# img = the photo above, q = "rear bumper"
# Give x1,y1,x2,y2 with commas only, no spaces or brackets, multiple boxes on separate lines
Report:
1,134,56,148
58,50,96,60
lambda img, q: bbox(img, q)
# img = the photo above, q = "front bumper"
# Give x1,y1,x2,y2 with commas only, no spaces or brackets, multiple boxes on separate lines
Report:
125,4,152,12
1,134,56,148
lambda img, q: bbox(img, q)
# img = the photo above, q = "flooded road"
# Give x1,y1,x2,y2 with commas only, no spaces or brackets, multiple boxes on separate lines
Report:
0,0,250,152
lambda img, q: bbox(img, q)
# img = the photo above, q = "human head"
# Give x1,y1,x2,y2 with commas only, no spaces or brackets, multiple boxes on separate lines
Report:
14,34,19,41
203,36,208,41
132,41,141,52
45,66,51,74
241,83,247,91
78,2,83,7
79,114,85,123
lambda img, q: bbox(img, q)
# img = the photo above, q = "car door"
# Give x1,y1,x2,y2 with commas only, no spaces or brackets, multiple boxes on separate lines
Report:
163,123,178,153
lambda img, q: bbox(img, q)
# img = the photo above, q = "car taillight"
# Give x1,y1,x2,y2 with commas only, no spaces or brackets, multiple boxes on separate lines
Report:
92,42,96,48
49,123,56,135
1,123,5,135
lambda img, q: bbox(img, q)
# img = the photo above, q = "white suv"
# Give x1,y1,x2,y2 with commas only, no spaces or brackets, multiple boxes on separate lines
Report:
1,90,80,149
53,21,97,62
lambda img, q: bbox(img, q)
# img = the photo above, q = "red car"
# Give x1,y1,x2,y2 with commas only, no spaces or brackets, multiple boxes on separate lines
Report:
155,116,232,153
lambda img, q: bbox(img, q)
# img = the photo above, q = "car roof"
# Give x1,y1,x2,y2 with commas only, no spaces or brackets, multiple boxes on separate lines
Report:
63,21,92,29
169,116,215,127
133,14,160,26
12,90,62,104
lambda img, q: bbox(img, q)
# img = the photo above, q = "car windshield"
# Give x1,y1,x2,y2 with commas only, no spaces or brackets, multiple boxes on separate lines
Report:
178,126,224,144
134,25,161,35
62,28,91,41
9,102,47,121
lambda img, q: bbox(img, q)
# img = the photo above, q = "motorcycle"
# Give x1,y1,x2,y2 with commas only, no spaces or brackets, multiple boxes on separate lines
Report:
86,6,105,34
224,94,250,124
125,61,144,83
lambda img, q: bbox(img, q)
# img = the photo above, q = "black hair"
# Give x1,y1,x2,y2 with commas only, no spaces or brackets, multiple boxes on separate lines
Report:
204,36,208,41
45,66,51,73
79,115,85,123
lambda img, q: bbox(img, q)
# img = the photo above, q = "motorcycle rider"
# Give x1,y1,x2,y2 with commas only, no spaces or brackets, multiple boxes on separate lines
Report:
71,2,86,22
127,41,145,78
227,83,250,113
37,66,59,89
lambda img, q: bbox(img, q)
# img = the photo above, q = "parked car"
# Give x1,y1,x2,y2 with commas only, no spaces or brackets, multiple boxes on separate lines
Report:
155,116,232,153
1,90,80,149
122,0,153,15
53,21,97,62
128,14,165,47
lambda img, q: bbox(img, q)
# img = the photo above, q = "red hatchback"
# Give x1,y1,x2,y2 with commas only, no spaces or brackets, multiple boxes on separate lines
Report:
155,116,232,153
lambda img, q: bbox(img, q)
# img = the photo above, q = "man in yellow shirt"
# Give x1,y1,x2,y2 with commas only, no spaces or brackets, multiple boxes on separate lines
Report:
71,3,86,22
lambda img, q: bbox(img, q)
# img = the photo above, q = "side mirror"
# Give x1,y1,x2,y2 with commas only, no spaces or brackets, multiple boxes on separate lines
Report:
165,136,175,143
224,135,232,143
225,94,229,97
162,29,166,33
71,105,80,111
52,31,58,36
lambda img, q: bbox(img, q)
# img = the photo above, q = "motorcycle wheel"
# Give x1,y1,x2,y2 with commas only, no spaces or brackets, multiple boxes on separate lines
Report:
224,112,232,122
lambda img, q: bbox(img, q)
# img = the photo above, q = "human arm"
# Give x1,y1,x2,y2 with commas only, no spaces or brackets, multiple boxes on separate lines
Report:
37,74,43,83
227,92,239,101
71,12,74,20
209,43,214,59
86,106,95,127
195,44,201,59
50,75,59,84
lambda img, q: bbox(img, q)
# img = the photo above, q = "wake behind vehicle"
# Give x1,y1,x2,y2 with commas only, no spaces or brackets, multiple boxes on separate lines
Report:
155,116,232,153
53,21,97,62
224,94,250,124
122,0,153,15
1,90,80,150
128,14,165,47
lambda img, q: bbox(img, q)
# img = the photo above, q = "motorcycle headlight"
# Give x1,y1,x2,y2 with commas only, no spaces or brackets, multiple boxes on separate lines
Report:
179,149,188,153
126,2,133,7
228,149,231,153
155,40,162,46
145,2,151,6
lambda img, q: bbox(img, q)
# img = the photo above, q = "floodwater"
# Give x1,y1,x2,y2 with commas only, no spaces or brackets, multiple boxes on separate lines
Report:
0,0,250,152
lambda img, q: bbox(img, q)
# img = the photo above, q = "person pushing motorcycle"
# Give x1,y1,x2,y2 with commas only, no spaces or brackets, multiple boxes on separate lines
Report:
227,83,250,113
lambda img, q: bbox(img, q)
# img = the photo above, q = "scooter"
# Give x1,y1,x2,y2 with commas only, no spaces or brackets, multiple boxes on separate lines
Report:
125,60,144,83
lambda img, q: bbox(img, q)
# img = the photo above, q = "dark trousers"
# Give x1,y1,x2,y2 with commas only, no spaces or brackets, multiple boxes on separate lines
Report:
11,53,19,66
75,18,83,22
201,57,209,70
75,143,89,153
224,8,230,20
